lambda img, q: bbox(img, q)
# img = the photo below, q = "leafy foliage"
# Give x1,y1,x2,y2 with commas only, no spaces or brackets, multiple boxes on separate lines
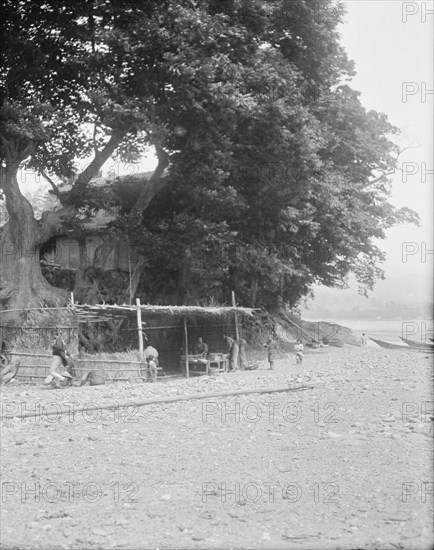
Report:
0,0,419,311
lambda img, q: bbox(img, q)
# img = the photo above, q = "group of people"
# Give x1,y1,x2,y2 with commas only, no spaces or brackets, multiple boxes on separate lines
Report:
189,333,247,371
44,332,161,388
264,337,304,370
222,333,249,371
206,332,303,372
43,328,305,388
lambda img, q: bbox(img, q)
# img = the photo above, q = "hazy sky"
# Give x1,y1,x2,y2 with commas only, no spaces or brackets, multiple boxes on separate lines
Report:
306,0,433,306
341,0,434,272
340,0,433,227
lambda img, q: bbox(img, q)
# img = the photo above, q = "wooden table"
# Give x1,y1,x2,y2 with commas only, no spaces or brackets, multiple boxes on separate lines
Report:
208,355,229,373
180,355,209,376
180,354,229,376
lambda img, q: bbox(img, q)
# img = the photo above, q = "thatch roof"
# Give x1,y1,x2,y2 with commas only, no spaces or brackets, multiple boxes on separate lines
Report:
74,303,256,323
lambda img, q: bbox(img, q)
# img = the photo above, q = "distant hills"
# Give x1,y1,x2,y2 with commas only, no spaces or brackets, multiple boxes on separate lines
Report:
301,273,433,320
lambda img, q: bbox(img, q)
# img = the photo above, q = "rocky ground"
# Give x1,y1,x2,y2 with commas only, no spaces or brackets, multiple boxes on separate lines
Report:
1,346,433,549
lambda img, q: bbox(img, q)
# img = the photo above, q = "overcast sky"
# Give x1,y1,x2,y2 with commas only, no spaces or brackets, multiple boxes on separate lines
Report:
306,0,433,306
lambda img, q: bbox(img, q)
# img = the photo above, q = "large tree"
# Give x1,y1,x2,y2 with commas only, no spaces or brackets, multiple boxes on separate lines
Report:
0,0,418,313
0,0,253,309
109,1,418,309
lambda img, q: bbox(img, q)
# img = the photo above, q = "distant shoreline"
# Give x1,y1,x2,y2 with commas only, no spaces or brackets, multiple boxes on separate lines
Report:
301,318,433,344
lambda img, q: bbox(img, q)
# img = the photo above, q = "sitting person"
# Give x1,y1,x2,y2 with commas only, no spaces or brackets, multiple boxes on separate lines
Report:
44,333,73,388
195,337,209,358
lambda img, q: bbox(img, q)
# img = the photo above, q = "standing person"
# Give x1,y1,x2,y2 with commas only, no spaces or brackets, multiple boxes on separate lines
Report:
195,337,209,358
238,338,248,370
1,341,9,366
223,333,239,371
294,339,304,365
144,339,159,367
44,332,73,388
147,354,158,383
264,337,279,370
361,333,367,346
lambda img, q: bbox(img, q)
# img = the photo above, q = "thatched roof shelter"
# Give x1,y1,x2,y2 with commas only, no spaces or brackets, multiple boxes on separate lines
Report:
74,303,256,323
1,301,257,376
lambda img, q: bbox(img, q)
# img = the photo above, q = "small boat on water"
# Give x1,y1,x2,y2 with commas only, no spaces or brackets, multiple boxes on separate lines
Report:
400,337,434,351
370,337,409,350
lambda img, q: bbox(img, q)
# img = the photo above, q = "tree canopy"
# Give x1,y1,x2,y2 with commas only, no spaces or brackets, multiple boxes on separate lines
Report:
0,0,418,312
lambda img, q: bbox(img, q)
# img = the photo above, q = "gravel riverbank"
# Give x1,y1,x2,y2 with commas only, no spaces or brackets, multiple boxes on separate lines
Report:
1,346,433,549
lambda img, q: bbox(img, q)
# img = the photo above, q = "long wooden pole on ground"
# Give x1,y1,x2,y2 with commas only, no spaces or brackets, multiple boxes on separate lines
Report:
136,298,144,362
2,382,323,420
183,316,189,378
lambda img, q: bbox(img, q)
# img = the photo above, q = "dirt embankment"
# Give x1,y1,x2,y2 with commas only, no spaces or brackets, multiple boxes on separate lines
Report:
243,309,361,348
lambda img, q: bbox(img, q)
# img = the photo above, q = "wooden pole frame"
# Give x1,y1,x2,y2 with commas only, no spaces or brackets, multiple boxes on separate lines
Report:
136,298,144,362
232,290,240,341
183,316,189,378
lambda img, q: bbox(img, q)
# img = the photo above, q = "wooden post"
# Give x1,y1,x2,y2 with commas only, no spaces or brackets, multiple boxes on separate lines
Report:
183,316,189,378
70,292,75,305
232,290,240,341
136,298,144,362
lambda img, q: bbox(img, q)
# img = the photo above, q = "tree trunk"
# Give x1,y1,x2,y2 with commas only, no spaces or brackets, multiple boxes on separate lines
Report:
0,163,67,314
1,135,169,315
131,142,169,215
177,247,199,305
251,275,259,307
68,129,129,203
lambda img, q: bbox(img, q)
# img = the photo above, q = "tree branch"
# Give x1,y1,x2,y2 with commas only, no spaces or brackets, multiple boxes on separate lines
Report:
68,126,131,202
39,169,63,202
93,123,100,155
367,145,416,186
0,132,11,148
130,141,170,215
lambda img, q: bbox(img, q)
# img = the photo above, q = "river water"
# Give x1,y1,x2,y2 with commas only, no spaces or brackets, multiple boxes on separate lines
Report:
305,318,433,344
